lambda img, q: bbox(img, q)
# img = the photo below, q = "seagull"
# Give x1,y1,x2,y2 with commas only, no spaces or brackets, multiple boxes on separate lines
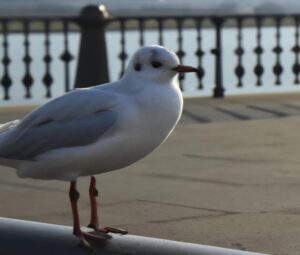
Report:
0,45,198,247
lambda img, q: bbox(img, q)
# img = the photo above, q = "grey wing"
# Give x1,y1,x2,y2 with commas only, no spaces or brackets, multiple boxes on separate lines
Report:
0,110,117,160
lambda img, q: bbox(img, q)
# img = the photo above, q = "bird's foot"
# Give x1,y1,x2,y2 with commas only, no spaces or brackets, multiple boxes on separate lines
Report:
87,223,128,235
75,230,110,249
76,232,92,249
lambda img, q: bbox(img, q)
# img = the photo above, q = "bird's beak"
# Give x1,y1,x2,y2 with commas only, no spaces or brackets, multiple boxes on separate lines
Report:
172,65,199,73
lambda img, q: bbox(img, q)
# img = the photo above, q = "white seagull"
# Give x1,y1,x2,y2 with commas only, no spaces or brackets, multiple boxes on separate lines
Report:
0,45,198,247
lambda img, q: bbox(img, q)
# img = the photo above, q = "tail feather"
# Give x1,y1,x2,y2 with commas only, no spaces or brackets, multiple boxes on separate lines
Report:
0,120,20,133
0,120,20,168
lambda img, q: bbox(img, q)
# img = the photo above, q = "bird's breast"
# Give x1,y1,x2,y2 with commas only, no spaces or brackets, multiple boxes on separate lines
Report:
117,85,183,156
94,86,183,172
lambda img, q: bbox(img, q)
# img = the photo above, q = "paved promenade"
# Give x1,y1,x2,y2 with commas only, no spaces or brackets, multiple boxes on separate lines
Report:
1,93,300,255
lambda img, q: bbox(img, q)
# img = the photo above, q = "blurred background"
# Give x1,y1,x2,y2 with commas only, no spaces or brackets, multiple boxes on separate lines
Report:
2,0,300,105
1,1,300,255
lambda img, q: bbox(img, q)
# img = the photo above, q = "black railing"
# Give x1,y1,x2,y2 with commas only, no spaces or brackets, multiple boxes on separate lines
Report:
1,5,300,102
0,18,77,101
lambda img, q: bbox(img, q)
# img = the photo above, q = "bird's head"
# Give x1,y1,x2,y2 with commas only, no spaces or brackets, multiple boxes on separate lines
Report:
123,45,198,84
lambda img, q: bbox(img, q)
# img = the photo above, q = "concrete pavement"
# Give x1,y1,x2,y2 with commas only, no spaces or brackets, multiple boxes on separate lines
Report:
1,93,300,254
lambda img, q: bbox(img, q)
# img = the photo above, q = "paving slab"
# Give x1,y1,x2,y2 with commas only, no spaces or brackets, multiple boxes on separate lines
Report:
183,92,300,123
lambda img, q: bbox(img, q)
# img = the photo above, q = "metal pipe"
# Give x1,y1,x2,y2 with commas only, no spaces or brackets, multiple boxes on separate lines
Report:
0,217,269,255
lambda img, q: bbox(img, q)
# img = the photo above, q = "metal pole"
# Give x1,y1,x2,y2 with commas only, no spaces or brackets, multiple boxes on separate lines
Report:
212,17,225,98
0,217,269,255
74,5,110,88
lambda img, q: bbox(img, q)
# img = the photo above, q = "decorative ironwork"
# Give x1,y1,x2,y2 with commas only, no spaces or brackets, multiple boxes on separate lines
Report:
118,19,128,78
253,17,264,86
1,20,12,100
234,17,245,87
272,17,283,85
176,18,185,91
60,20,74,92
211,17,225,98
3,11,300,101
22,21,33,98
195,18,205,89
292,16,300,84
43,20,53,97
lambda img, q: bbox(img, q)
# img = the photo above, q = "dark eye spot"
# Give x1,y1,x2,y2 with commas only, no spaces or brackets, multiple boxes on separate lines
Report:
134,63,142,71
151,61,162,68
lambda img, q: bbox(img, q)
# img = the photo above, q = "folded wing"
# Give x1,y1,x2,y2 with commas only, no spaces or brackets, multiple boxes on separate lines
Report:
0,88,120,160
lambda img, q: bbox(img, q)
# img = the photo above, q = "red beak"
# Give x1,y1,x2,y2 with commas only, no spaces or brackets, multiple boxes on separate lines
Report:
172,65,199,73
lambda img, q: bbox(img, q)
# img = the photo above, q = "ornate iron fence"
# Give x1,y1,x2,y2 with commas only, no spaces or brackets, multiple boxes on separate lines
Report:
0,17,78,101
1,5,300,101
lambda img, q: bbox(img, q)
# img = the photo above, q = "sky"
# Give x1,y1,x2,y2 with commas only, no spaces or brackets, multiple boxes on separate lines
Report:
0,0,300,16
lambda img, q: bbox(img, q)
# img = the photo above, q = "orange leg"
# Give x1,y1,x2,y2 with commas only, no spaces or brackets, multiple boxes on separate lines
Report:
87,176,128,235
87,176,102,230
69,181,91,248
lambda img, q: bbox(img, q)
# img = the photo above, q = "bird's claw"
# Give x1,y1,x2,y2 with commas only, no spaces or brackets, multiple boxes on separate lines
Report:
78,234,92,249
87,224,128,235
103,226,128,235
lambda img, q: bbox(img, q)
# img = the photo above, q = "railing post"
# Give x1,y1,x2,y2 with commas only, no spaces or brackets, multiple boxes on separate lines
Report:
74,5,109,88
211,17,225,98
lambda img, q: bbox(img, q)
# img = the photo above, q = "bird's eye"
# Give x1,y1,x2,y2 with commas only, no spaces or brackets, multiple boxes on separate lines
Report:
151,61,162,68
134,63,142,71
